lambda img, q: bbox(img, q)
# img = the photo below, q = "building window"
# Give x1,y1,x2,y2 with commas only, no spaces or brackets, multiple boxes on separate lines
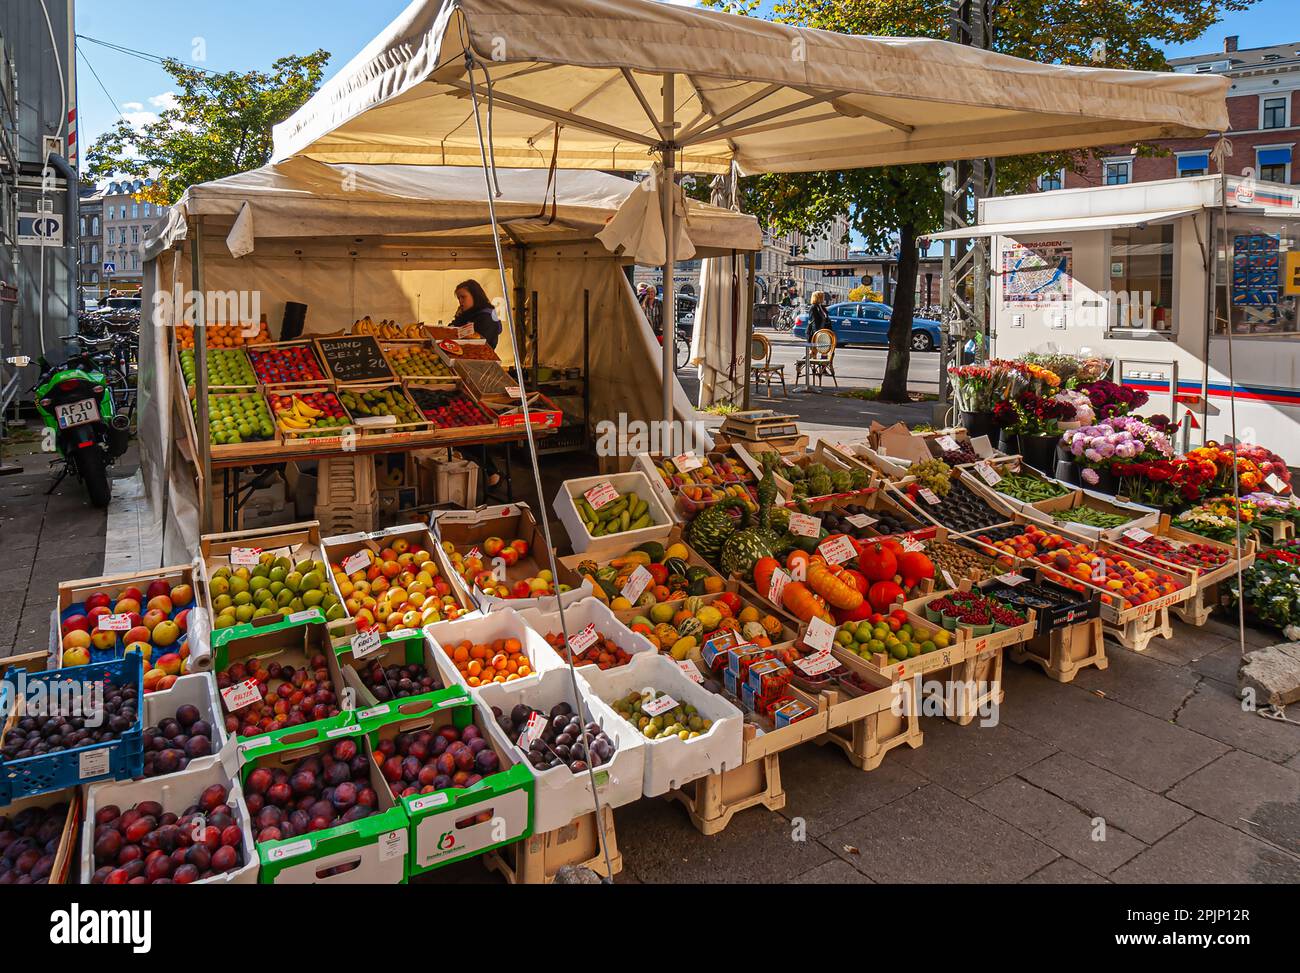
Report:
131,203,139,219
1262,96,1288,130
92,216,99,235
1038,169,1065,191
1108,223,1176,334
1256,146,1293,183
131,226,139,244
1176,152,1209,177
1103,159,1132,185
91,244,98,262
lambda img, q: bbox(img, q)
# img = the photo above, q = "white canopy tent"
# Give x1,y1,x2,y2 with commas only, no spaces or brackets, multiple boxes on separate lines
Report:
269,0,1230,430
138,161,760,549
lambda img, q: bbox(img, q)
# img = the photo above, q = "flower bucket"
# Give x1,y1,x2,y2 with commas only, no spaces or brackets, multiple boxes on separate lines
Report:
1020,434,1061,474
959,411,996,441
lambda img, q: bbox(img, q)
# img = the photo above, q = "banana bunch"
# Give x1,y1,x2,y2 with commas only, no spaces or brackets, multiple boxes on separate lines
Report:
276,395,323,430
352,316,422,340
574,491,654,537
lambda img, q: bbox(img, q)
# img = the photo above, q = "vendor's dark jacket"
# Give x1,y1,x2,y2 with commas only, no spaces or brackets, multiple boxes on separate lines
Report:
452,305,502,349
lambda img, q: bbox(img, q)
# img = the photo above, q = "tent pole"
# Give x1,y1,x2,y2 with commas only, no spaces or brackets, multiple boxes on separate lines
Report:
743,249,755,411
190,220,212,534
660,74,677,450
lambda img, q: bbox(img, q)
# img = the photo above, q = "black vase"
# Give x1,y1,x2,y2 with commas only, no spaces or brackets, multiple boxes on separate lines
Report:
1055,458,1080,485
959,411,995,441
1088,468,1118,495
1020,434,1061,474
997,430,1018,456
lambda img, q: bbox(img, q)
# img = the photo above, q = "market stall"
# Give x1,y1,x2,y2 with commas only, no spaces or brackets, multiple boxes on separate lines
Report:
138,160,761,552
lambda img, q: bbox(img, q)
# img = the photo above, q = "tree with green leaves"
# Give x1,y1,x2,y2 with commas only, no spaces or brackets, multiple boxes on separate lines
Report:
86,51,331,206
713,0,1255,401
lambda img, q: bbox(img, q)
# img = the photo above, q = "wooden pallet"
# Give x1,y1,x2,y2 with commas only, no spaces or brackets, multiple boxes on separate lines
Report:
316,453,377,509
316,502,378,538
1172,578,1225,627
483,806,621,884
815,679,923,771
1104,606,1172,653
1011,618,1107,683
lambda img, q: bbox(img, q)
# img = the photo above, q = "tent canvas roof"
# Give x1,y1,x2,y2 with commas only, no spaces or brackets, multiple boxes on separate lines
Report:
271,0,1230,175
144,157,761,258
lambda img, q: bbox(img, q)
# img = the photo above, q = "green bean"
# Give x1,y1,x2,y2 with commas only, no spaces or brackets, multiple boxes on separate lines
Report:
1053,507,1131,528
995,473,1068,502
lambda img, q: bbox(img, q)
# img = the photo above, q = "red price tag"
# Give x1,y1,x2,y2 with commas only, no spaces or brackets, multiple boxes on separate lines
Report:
794,649,839,676
643,695,679,718
919,488,941,505
767,567,791,605
846,513,877,529
975,462,1002,486
230,547,263,566
673,452,704,473
568,623,599,655
98,614,132,632
342,551,371,576
674,660,704,684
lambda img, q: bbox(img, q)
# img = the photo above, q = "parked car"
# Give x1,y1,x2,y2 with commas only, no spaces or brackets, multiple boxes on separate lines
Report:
793,301,942,352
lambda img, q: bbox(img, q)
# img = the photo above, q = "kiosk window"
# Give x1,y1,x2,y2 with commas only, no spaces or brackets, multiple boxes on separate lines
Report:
1216,216,1300,337
1108,223,1175,334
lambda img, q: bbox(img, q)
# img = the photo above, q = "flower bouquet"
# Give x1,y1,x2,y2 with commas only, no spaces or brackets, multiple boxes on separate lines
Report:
1078,380,1148,421
1173,496,1258,543
1019,353,1111,388
995,390,1076,473
1054,388,1095,428
1062,422,1151,489
1111,455,1217,508
1227,549,1300,639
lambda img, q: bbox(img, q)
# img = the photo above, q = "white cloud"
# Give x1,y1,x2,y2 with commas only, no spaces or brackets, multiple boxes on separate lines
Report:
122,101,144,112
148,92,179,111
119,109,159,128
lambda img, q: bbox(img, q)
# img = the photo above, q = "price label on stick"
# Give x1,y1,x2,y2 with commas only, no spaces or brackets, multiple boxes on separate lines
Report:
342,551,371,576
674,660,704,684
1266,472,1287,493
505,386,522,398
584,481,619,510
788,512,822,538
846,513,877,529
936,435,961,453
673,452,704,474
620,565,653,604
794,649,839,677
98,614,132,632
467,546,483,563
997,573,1029,587
942,569,957,589
767,566,791,605
975,462,1002,486
1123,527,1153,544
351,628,383,660
230,547,263,566
818,534,857,565
520,712,546,747
643,695,679,718
803,616,837,653
919,488,942,506
221,680,261,713
901,535,926,553
567,623,599,655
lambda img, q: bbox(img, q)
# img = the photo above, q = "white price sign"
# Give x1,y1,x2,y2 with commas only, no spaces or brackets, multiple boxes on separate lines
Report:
918,488,942,506
673,452,705,473
788,512,822,538
350,628,383,660
674,660,704,684
288,609,324,624
941,569,957,589
936,435,961,453
584,481,619,510
97,614,133,632
642,695,679,718
1266,472,1288,493
996,573,1029,587
1123,527,1153,544
78,747,110,780
568,623,599,655
230,547,263,566
901,535,926,553
767,566,791,605
975,462,1002,486
794,649,839,676
620,565,653,604
846,513,877,529
818,535,857,565
803,616,837,653
521,712,546,746
221,679,262,713
342,551,372,576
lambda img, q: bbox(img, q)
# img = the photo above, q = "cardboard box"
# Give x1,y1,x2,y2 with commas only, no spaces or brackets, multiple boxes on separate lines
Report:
359,694,532,877
239,720,409,884
432,502,591,613
5,788,81,884
331,627,462,718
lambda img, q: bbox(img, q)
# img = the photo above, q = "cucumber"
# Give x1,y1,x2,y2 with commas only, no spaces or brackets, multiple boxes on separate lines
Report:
630,513,651,531
620,509,631,532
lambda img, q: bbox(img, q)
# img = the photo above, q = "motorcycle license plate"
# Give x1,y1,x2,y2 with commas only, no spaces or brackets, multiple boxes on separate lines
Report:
55,399,99,430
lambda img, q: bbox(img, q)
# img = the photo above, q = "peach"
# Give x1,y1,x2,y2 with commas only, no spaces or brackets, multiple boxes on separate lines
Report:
125,625,152,646
62,646,91,667
61,614,90,636
146,595,174,615
62,629,92,651
124,641,153,662
87,605,111,626
483,537,505,557
156,674,179,692
143,609,168,631
91,630,118,651
143,668,166,692
391,538,409,554
113,598,141,616
156,652,183,676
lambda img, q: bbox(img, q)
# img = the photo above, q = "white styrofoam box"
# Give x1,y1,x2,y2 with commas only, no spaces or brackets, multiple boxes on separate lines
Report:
82,757,259,885
142,673,237,780
553,472,673,558
513,597,658,675
474,668,645,833
632,452,687,524
430,503,592,614
423,608,564,695
575,653,743,797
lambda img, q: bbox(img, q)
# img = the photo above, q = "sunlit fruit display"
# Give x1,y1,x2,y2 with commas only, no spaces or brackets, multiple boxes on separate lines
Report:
330,541,470,634
176,320,271,349
269,391,350,437
197,393,275,446
208,553,344,631
180,348,256,388
248,344,326,385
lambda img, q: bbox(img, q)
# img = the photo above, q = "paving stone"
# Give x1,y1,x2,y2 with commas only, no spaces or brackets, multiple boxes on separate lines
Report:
972,777,1147,874
1174,678,1300,764
778,740,926,837
614,796,834,884
1018,751,1193,844
1111,815,1300,884
1198,615,1278,649
1071,644,1203,721
1166,750,1300,855
823,784,1058,883
1024,857,1110,884
1000,664,1228,791
888,713,1056,798
1189,638,1251,688
791,859,874,884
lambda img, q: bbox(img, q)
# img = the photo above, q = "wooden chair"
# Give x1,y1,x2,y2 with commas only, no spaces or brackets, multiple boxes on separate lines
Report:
750,333,787,397
795,328,838,389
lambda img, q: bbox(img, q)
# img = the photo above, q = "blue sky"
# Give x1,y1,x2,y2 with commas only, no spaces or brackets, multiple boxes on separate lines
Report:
74,0,1293,169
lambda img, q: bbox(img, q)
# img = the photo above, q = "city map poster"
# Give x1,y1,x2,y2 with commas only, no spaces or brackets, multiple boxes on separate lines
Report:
1001,240,1073,306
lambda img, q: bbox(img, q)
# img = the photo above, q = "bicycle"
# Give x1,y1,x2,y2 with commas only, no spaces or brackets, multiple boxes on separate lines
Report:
773,305,798,333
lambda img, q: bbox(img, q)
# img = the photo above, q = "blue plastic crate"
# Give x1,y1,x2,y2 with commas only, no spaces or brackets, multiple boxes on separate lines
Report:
0,654,144,803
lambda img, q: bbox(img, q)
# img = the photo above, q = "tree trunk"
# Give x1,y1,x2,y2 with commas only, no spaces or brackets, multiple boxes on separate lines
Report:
879,223,919,403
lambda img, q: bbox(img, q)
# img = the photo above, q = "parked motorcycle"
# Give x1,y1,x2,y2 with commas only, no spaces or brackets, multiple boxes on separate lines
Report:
26,354,131,508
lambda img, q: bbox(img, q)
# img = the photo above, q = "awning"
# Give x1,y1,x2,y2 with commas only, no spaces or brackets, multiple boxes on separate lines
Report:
927,208,1204,241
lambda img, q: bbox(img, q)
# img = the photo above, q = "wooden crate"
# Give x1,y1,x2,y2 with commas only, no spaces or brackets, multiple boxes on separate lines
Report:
929,643,1006,726
246,340,330,388
316,454,378,509
336,383,430,438
1011,617,1107,683
404,382,501,443
381,340,459,383
483,806,622,885
316,503,378,538
669,696,827,835
815,676,923,771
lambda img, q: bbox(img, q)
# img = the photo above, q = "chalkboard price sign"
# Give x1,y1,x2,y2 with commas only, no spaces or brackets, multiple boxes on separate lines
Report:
316,335,394,384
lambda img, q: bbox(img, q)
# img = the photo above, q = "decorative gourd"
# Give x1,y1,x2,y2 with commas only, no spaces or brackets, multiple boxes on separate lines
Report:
686,499,750,564
807,560,865,611
683,596,706,616
742,620,767,642
752,556,781,597
782,580,829,622
897,550,935,588
653,623,680,646
663,557,690,577
868,580,905,613
677,616,705,640
859,542,899,583
720,468,783,579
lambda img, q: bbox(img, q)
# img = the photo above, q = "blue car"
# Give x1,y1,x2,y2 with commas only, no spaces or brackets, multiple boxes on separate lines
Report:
793,301,942,352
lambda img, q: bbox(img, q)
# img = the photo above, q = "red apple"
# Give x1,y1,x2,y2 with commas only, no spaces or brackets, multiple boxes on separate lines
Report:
91,630,119,651
482,537,505,557
85,593,111,612
113,598,141,617
142,609,169,632
146,595,174,615
119,586,145,604
511,539,529,557
174,609,190,633
61,615,90,636
146,580,171,600
87,606,111,626
125,625,152,645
